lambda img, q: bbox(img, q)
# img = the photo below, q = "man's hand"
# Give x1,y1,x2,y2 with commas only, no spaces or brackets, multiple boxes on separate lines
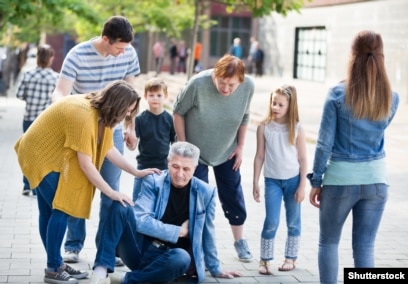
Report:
179,219,189,238
216,270,243,279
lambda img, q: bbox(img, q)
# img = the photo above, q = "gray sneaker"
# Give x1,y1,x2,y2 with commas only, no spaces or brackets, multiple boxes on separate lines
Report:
64,264,89,279
234,239,253,262
44,269,79,284
63,251,79,263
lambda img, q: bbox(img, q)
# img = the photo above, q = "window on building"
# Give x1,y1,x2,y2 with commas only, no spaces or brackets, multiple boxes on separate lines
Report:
210,16,252,58
294,27,327,82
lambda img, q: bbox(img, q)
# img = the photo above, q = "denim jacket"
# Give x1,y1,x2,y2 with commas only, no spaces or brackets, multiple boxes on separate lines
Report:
308,82,399,188
133,171,222,282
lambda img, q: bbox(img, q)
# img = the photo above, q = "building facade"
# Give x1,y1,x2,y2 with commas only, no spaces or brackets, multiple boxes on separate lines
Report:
259,0,408,101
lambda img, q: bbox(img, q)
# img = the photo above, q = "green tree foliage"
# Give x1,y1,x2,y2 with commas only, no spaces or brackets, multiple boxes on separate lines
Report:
0,0,99,45
0,0,308,79
0,0,308,46
72,0,195,41
222,0,307,17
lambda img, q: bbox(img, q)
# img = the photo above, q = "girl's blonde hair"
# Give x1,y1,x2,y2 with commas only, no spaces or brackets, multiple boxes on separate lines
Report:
345,30,392,120
261,85,299,145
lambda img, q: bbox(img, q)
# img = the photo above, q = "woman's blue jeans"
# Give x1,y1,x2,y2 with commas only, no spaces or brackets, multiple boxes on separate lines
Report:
260,175,301,260
318,183,388,284
94,202,190,282
65,127,124,253
22,119,36,195
35,172,68,270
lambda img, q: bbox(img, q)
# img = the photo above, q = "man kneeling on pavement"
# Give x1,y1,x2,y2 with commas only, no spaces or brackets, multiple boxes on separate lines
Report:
91,141,242,283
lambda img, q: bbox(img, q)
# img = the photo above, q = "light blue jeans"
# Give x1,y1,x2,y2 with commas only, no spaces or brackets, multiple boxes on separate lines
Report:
64,127,124,253
35,172,67,271
260,175,301,261
318,183,388,284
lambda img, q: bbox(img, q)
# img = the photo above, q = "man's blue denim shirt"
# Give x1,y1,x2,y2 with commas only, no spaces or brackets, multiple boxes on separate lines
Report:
308,82,399,188
133,171,223,282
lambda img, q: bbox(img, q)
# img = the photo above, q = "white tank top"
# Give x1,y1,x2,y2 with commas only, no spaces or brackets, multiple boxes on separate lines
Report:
263,121,300,179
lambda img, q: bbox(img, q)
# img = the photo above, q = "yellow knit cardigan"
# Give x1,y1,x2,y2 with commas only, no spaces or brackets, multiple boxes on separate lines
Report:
14,95,113,218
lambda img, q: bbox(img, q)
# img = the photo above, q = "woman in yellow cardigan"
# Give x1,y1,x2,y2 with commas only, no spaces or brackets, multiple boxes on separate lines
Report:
14,80,159,284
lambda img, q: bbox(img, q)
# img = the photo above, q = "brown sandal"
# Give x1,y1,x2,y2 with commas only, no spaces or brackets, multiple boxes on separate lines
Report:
278,259,296,271
259,260,273,275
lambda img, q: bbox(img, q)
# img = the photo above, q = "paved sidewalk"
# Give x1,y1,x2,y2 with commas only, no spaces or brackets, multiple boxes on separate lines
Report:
0,70,407,283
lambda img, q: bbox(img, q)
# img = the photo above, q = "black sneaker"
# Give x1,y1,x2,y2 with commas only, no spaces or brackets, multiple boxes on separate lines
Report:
22,188,30,196
44,269,79,284
64,264,89,279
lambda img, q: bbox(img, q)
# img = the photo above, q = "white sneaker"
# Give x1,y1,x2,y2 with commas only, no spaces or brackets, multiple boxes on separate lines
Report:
63,251,79,263
109,272,124,284
114,257,124,267
89,273,110,284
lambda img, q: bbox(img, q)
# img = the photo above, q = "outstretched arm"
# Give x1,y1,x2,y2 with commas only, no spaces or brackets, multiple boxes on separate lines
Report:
52,77,73,102
105,147,160,178
173,112,186,141
77,151,133,207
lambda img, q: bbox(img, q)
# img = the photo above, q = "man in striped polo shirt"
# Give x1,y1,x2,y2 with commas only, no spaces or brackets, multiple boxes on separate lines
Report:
52,15,140,267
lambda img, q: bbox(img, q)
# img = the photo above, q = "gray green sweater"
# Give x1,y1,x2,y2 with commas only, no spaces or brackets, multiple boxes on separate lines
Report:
173,69,254,166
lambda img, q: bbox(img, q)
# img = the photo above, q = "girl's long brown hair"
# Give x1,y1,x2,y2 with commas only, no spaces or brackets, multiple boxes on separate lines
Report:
345,30,392,120
86,80,140,127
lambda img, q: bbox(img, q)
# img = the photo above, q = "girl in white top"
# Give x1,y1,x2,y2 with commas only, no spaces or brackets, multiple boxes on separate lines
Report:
253,85,307,275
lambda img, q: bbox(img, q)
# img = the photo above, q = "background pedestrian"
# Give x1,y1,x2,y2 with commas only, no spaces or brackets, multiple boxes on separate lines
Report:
15,44,59,196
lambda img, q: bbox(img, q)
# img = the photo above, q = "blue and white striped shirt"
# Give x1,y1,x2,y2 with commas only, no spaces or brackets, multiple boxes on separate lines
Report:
60,38,140,94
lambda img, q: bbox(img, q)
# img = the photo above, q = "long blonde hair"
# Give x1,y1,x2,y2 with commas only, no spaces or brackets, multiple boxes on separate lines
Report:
261,85,299,145
345,30,392,120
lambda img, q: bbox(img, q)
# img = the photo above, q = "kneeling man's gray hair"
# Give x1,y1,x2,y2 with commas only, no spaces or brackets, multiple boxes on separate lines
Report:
168,142,200,166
